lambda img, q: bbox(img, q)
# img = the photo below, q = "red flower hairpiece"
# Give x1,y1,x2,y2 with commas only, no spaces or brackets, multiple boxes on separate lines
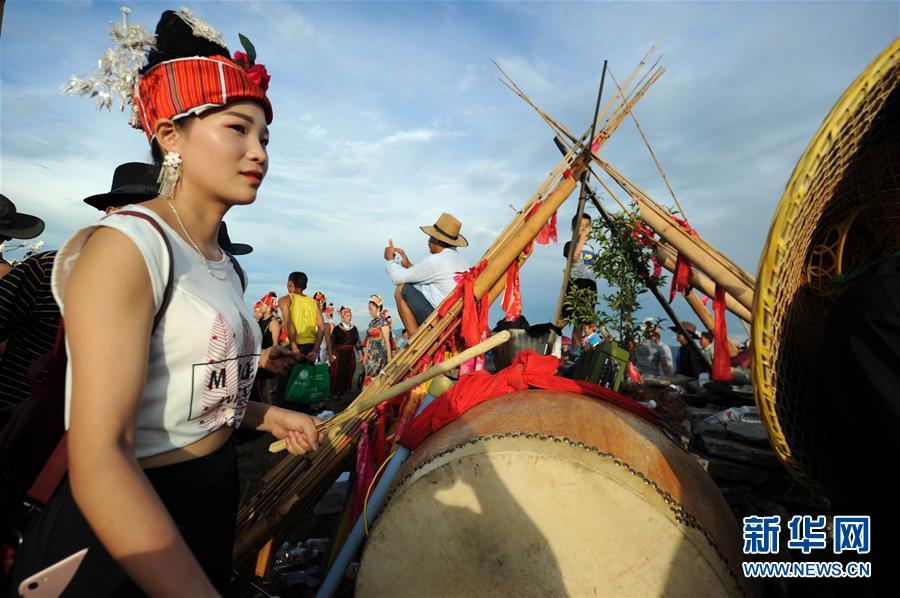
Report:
232,34,270,92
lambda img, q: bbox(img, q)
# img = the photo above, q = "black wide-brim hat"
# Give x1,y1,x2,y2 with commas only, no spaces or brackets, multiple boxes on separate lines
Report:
218,221,252,256
0,194,45,240
83,162,161,211
668,322,700,340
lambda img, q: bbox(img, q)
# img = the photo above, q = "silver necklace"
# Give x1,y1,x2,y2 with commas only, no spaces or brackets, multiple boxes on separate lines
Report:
165,200,228,280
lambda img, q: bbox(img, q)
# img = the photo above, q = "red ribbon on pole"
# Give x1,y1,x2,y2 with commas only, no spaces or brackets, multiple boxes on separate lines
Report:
712,284,733,381
669,253,693,302
668,217,700,303
437,260,489,348
536,209,557,245
502,259,522,321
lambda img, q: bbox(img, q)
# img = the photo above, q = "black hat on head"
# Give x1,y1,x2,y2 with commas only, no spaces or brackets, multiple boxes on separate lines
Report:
218,222,252,256
0,194,45,240
83,163,161,211
669,321,701,340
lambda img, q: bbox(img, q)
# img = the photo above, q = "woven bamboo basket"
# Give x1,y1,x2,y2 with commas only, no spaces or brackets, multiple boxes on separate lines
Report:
753,38,900,493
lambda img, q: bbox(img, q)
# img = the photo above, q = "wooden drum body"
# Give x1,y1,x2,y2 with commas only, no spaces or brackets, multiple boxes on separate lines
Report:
357,390,755,597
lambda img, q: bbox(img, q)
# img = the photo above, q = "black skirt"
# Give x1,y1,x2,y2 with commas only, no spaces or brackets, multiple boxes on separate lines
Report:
8,440,238,597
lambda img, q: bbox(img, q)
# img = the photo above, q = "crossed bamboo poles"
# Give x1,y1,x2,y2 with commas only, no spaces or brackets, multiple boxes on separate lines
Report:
497,55,756,328
232,46,666,582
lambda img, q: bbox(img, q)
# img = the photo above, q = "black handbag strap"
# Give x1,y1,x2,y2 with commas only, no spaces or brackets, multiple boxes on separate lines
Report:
115,210,175,333
25,211,177,505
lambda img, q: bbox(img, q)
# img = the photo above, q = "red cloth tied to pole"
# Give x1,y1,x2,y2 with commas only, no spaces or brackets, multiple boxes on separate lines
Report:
536,209,557,245
437,260,489,348
626,360,643,384
399,350,662,450
712,284,733,382
502,258,523,321
668,217,700,303
503,201,548,321
351,421,374,524
669,253,693,303
632,223,661,278
650,254,663,278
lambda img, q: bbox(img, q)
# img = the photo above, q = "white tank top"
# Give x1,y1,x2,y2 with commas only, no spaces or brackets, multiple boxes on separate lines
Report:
52,204,262,459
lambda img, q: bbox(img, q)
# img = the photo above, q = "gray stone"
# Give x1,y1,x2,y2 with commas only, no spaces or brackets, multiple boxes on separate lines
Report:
697,436,782,468
686,406,722,419
725,420,770,446
694,418,728,439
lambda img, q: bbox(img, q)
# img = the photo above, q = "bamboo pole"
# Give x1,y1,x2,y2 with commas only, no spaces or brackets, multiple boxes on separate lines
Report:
607,67,688,220
267,331,512,453
494,42,664,156
655,243,753,322
552,61,608,331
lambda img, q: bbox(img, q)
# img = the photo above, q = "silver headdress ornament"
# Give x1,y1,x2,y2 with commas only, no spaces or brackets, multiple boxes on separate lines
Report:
173,7,227,48
61,6,154,127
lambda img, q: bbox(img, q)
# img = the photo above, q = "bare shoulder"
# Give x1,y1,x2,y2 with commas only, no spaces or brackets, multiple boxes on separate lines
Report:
67,227,153,302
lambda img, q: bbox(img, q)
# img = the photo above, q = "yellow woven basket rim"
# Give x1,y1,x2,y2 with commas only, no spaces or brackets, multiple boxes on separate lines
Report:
752,38,900,488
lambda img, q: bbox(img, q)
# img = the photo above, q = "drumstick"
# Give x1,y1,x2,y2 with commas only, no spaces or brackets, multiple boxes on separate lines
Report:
268,330,511,453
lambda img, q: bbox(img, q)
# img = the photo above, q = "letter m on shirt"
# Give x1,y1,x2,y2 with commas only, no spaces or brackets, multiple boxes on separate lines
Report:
208,367,226,390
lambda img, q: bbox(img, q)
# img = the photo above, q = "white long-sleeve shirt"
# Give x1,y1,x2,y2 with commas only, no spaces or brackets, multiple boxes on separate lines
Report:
385,248,470,308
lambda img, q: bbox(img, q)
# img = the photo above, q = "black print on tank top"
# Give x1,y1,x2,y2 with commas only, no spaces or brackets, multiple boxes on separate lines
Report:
188,313,258,428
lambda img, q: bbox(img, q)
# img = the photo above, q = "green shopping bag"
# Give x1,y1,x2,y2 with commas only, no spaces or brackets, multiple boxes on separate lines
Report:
284,362,330,403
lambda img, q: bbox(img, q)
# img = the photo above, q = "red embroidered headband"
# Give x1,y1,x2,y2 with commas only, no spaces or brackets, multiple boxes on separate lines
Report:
135,54,272,142
259,291,277,308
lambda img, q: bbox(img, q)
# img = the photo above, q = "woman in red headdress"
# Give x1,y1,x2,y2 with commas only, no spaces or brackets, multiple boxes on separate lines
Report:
256,292,282,404
11,9,320,596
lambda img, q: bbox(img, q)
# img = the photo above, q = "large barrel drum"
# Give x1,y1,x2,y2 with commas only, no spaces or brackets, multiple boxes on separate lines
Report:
357,390,755,597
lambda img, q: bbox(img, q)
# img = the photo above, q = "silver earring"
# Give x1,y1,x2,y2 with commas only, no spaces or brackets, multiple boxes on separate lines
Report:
158,152,182,199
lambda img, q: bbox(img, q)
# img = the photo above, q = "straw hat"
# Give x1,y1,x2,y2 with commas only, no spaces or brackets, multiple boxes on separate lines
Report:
420,213,468,248
753,38,900,494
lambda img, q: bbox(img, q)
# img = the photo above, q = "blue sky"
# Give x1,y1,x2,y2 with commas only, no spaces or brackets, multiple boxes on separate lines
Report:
2,1,897,342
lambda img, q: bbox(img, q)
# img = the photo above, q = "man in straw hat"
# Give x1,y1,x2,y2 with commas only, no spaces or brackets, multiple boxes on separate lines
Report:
385,212,470,335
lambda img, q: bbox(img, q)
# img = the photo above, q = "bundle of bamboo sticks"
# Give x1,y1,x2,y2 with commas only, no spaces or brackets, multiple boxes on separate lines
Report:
232,49,665,581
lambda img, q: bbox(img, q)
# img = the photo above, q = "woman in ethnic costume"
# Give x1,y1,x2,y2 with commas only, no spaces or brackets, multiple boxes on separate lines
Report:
362,294,392,386
10,9,321,596
330,306,361,396
256,292,282,404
